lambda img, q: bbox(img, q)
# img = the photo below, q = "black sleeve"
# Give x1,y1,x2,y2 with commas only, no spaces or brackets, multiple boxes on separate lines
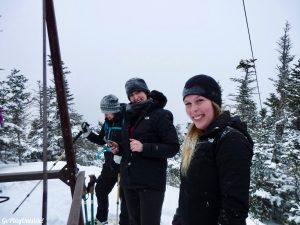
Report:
216,131,252,225
86,126,106,146
142,110,180,159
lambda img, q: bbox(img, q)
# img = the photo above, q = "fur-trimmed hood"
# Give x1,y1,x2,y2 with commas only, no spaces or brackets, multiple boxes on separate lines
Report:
149,90,167,109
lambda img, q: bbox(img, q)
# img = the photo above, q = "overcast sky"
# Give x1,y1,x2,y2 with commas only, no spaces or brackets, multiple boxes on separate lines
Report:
1,0,299,127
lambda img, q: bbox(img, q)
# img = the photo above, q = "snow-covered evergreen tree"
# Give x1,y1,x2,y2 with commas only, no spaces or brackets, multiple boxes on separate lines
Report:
167,123,184,187
0,78,10,161
1,69,32,165
229,59,274,221
263,22,299,225
282,58,300,224
286,58,300,130
268,22,294,163
26,81,43,159
249,107,277,222
230,59,258,131
27,60,97,165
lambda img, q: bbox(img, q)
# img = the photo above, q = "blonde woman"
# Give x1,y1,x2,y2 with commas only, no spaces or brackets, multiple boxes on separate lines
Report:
172,75,253,225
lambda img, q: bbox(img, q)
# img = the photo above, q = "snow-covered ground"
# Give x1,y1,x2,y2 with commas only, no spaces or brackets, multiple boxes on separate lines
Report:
0,161,264,225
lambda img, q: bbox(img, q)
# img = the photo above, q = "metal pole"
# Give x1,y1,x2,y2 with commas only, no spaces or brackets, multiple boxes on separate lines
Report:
116,173,120,225
42,0,48,224
45,0,77,193
45,1,84,224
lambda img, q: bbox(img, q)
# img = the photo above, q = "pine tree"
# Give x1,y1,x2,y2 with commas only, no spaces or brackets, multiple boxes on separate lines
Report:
286,59,300,130
4,69,32,165
268,21,294,163
230,59,258,132
281,58,300,224
229,59,277,221
0,79,10,161
167,123,184,187
264,22,299,224
27,60,97,165
287,59,300,204
250,108,277,221
26,81,44,158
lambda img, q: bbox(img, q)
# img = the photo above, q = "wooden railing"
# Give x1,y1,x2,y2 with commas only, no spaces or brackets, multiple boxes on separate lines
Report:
67,171,85,225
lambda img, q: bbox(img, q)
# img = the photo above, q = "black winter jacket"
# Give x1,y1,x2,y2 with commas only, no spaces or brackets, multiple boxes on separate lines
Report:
120,90,180,191
176,111,253,225
87,113,123,174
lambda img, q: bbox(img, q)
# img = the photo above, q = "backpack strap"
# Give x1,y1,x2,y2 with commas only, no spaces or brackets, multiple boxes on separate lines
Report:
212,126,234,158
212,126,248,160
103,121,122,142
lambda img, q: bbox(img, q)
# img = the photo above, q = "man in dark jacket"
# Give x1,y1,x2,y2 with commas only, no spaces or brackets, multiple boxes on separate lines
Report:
110,78,180,225
81,94,129,225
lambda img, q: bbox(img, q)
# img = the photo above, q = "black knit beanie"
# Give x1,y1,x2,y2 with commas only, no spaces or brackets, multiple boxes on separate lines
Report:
125,77,150,97
100,94,120,114
182,74,222,107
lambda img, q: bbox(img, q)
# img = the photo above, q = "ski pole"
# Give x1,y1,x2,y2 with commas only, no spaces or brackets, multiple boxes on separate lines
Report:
90,193,94,225
0,196,10,203
82,191,89,225
88,175,96,225
12,131,83,214
116,173,120,225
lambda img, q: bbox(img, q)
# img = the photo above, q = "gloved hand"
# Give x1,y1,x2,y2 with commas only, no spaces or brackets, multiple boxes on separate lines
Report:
87,175,97,193
81,122,91,138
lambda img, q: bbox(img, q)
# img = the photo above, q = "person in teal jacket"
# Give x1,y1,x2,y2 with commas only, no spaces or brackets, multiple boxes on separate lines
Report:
81,95,129,225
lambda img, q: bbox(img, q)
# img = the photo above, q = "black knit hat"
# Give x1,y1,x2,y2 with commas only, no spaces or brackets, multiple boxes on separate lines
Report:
182,74,222,107
125,77,150,97
100,94,120,114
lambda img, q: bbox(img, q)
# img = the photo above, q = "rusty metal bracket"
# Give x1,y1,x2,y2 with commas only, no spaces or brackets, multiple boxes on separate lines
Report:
57,164,77,187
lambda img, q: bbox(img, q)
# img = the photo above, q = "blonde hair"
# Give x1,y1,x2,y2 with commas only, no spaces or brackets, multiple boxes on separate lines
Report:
181,102,222,176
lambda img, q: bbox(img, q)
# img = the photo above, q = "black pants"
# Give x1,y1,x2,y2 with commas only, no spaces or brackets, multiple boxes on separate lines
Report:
123,188,165,225
95,166,130,225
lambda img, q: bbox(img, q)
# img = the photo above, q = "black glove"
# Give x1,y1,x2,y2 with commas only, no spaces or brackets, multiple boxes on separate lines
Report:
81,122,91,138
87,175,97,193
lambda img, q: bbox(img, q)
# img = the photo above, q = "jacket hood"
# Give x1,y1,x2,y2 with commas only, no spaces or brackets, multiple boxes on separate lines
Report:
124,90,167,124
149,90,167,109
206,111,254,149
119,103,127,114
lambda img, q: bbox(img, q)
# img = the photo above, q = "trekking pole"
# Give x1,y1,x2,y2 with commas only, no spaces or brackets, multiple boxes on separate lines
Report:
116,173,120,225
88,175,96,225
90,191,94,225
0,196,10,203
12,131,83,214
82,188,89,225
